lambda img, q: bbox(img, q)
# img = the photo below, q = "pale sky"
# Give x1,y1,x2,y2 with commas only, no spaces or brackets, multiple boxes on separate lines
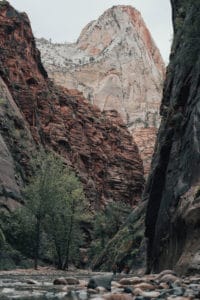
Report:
9,0,173,63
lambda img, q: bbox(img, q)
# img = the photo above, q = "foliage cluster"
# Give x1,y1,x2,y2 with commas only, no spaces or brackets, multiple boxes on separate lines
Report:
0,152,141,272
89,202,132,262
89,203,145,272
0,152,87,270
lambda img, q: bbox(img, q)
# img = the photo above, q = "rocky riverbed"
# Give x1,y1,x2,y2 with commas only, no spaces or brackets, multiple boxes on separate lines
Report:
0,269,200,299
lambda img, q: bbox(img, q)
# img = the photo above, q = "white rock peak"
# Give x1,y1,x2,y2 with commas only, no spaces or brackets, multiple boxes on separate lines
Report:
37,5,165,175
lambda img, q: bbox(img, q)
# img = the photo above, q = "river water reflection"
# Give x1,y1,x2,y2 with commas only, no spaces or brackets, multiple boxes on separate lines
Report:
0,271,110,300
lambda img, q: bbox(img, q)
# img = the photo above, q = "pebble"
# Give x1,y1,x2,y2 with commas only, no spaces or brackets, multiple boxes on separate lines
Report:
158,269,176,277
87,274,113,291
133,287,144,296
119,276,145,286
96,286,107,293
135,289,160,298
119,278,133,285
173,287,185,296
65,276,79,285
129,276,144,284
79,279,88,287
160,274,180,283
142,290,161,298
53,277,67,285
123,287,133,294
188,277,200,283
88,288,98,294
26,279,38,284
133,282,155,290
2,288,15,294
159,288,173,298
112,281,122,288
167,297,191,300
188,283,200,289
103,294,133,300
53,291,68,298
160,282,170,289
61,285,68,292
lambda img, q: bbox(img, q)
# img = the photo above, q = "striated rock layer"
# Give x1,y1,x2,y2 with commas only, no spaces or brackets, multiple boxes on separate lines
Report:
145,0,200,275
0,1,144,210
0,76,36,211
133,128,157,176
37,5,165,175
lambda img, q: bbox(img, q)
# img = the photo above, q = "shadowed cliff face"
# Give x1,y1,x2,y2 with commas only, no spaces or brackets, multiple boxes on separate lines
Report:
0,1,144,209
0,76,36,212
145,0,200,274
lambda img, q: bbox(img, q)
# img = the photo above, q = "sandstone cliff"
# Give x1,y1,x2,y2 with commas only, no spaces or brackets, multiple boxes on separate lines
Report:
145,0,200,274
0,1,144,210
37,6,165,175
0,76,36,212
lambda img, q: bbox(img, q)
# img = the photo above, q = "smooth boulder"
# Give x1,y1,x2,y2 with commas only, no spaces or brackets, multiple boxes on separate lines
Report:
53,277,67,285
87,275,113,291
65,277,79,285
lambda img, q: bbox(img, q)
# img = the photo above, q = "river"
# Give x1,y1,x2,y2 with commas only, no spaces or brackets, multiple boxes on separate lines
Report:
0,270,113,299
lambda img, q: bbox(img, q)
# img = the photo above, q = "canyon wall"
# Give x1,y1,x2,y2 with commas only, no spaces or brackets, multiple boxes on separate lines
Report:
0,1,144,210
0,76,36,212
37,5,165,175
145,0,200,275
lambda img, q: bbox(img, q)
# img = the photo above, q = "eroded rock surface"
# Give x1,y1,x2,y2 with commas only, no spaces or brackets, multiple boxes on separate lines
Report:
0,76,36,211
133,127,157,175
0,1,144,208
145,0,200,274
37,5,165,175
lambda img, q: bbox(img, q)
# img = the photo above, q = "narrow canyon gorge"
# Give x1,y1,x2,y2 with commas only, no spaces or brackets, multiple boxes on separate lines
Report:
0,1,200,299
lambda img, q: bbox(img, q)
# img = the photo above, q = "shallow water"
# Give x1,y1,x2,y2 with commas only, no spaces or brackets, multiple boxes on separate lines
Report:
0,272,106,299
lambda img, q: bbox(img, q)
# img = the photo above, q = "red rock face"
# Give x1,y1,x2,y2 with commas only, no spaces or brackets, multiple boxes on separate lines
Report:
121,6,164,76
37,5,165,178
132,128,157,176
0,2,144,208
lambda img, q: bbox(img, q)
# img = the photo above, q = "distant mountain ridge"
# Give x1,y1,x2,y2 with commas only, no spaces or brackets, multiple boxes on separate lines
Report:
37,5,165,175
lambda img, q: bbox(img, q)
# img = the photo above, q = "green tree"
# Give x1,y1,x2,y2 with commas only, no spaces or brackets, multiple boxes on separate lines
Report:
23,151,86,270
45,168,86,270
0,209,36,258
90,202,131,259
